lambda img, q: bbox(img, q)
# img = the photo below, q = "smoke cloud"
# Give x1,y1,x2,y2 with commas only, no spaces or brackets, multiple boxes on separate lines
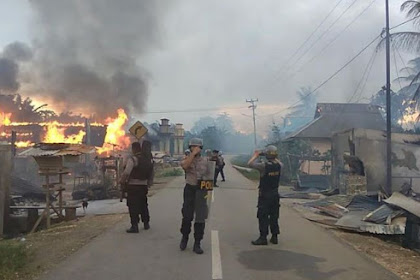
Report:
0,58,19,92
25,0,173,118
3,41,33,62
0,41,32,92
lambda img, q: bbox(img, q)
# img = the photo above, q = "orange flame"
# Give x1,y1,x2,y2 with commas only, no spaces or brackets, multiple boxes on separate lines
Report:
0,112,12,126
1,109,131,152
43,121,86,144
15,141,33,148
97,109,130,155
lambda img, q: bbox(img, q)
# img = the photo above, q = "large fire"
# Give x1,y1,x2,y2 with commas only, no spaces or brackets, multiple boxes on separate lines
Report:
0,108,130,153
96,109,130,155
0,112,11,126
43,121,86,144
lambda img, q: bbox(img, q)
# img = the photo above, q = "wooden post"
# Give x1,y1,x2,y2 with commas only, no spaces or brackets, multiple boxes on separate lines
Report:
58,174,63,216
0,144,12,236
45,173,51,228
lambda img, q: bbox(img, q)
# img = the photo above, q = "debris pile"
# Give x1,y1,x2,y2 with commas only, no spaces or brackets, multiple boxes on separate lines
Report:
288,186,420,251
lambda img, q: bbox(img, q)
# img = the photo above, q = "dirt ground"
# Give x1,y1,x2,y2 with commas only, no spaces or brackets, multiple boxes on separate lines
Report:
1,174,180,280
332,229,420,280
282,198,420,280
6,214,126,280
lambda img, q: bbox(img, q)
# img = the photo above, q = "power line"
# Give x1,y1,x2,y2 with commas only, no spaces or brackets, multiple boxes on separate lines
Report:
145,106,247,114
390,14,420,30
355,48,377,102
294,0,377,75
289,0,360,70
266,33,381,117
395,46,411,75
392,44,403,91
347,46,378,102
279,0,345,72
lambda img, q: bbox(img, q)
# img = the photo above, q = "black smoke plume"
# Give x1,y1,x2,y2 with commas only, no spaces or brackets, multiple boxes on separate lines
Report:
26,0,173,118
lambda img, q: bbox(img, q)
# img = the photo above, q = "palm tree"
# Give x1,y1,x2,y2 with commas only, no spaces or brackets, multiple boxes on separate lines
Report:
389,1,420,100
287,87,317,117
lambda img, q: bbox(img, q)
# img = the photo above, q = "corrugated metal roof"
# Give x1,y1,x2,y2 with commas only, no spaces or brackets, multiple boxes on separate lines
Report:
385,192,420,218
19,144,95,157
284,103,385,140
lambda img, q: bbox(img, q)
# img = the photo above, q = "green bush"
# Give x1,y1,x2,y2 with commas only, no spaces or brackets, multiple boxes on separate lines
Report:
230,154,251,167
156,167,184,178
0,241,27,279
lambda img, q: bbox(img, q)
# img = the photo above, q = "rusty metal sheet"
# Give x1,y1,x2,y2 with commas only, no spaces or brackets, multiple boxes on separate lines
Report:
303,195,354,208
335,211,405,235
313,203,349,218
363,204,404,225
19,144,95,157
385,192,420,218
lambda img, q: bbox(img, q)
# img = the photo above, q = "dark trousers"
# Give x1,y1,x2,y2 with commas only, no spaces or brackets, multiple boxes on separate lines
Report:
214,168,220,185
126,185,149,226
220,166,225,180
180,184,205,241
257,191,280,237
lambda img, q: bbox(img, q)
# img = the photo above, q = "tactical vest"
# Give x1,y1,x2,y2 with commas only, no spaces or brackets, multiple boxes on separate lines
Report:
129,155,152,180
259,161,281,192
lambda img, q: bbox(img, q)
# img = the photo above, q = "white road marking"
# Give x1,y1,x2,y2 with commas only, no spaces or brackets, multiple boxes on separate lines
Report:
212,190,215,203
211,230,223,279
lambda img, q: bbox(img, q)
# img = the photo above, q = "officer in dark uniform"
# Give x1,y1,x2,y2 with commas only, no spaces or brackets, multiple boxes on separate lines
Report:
180,138,211,254
120,141,154,233
248,145,282,245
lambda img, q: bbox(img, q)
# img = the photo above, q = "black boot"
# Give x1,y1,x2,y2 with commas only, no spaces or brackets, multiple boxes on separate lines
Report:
193,241,204,254
144,222,150,230
126,225,139,233
251,236,268,246
270,234,278,244
180,236,189,251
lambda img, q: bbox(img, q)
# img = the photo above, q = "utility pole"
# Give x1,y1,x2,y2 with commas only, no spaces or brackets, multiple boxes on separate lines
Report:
246,98,258,148
385,0,392,195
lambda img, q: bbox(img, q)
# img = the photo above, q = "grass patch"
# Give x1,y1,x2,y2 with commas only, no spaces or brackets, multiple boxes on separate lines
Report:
0,241,28,280
155,167,184,178
231,155,260,181
236,168,260,181
230,154,251,167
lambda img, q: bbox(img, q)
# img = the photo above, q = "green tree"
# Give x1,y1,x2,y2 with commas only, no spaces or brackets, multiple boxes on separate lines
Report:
199,126,225,151
387,1,420,104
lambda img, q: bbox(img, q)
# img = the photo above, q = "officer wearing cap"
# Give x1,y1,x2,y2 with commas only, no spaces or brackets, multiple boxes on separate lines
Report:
180,138,210,254
248,145,282,245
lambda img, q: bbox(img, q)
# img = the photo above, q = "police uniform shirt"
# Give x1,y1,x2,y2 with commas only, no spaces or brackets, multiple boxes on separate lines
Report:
120,154,154,186
184,156,209,186
249,159,282,177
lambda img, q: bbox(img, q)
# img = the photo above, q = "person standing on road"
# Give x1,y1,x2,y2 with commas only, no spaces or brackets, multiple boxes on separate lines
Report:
218,151,226,182
120,141,154,233
248,145,282,245
212,150,222,187
180,138,212,254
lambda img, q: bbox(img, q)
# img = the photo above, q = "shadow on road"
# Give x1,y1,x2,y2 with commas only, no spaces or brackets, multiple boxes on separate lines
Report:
237,248,346,279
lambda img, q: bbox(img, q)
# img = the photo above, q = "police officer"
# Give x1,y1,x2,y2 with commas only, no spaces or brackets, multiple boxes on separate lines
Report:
120,141,154,233
248,145,282,245
180,138,210,254
217,150,226,182
211,150,222,187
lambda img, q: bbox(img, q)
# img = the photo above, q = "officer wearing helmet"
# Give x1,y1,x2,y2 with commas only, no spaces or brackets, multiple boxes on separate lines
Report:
180,138,211,254
248,145,282,245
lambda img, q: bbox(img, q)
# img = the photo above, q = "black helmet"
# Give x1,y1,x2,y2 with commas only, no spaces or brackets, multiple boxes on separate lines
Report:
265,145,278,159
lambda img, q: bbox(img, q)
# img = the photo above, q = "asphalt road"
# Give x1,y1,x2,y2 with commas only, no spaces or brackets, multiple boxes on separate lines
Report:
42,161,398,280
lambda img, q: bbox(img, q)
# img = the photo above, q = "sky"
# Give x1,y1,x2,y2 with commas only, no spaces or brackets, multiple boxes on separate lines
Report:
0,0,416,135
